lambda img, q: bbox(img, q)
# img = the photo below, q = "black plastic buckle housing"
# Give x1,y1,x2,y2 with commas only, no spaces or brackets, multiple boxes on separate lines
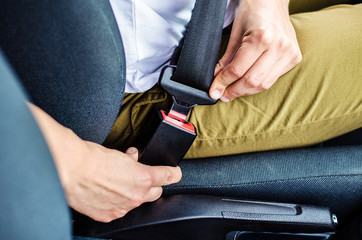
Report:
139,65,218,166
139,110,196,166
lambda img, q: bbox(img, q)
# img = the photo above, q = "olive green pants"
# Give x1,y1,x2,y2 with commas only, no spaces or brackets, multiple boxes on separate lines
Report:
104,1,362,158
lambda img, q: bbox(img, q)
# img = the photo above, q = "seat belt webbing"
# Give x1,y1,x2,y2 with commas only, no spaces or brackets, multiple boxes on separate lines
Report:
140,0,228,166
171,0,228,96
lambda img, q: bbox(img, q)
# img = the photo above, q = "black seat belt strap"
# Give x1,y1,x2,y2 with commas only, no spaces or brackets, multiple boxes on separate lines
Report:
140,0,228,166
172,0,228,94
161,0,228,107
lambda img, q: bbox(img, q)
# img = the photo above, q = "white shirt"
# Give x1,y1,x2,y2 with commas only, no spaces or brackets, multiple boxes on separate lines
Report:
109,0,238,93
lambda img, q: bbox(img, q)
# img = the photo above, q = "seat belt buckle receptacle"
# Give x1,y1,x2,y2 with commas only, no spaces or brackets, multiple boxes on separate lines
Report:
139,104,196,167
139,66,217,167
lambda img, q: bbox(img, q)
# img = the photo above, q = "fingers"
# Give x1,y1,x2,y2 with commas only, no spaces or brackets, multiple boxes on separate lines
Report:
100,163,181,221
67,142,183,223
144,187,163,203
223,50,301,101
124,165,181,210
212,34,302,101
125,147,139,161
142,165,182,187
210,36,264,100
223,49,278,100
214,31,244,76
214,10,250,77
210,0,303,102
124,146,182,187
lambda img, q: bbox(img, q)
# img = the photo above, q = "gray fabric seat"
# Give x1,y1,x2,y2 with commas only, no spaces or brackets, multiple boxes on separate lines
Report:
0,1,361,239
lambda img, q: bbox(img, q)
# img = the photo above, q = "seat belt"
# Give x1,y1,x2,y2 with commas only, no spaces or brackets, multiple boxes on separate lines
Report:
139,0,228,166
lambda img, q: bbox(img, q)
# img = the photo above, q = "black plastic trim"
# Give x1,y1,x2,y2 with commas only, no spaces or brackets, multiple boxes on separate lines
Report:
74,195,335,240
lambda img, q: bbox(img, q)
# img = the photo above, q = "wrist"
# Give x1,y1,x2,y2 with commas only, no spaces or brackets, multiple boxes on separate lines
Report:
242,0,290,14
278,0,290,15
27,103,85,190
50,128,85,190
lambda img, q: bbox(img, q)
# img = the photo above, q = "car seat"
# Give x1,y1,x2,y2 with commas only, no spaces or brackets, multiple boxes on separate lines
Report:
0,1,361,240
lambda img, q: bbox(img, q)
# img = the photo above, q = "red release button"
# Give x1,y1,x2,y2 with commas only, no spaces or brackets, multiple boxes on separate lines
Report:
161,111,195,133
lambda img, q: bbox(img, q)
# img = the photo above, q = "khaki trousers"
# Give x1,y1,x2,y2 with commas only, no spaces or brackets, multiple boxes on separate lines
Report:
104,1,362,158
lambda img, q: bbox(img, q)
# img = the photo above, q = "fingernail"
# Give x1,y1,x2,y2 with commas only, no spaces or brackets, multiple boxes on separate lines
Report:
126,147,137,154
220,96,230,102
211,89,222,99
214,62,222,76
215,62,221,70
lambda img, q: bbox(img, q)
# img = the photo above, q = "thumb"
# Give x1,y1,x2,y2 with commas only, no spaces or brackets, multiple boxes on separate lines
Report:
125,147,139,161
210,51,235,100
209,65,230,100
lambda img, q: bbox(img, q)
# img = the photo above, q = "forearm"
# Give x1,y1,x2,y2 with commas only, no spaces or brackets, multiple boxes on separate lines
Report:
27,103,182,222
239,0,290,18
27,103,83,187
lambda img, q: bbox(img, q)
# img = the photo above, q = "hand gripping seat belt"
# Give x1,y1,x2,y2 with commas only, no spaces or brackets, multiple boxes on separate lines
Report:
139,0,228,166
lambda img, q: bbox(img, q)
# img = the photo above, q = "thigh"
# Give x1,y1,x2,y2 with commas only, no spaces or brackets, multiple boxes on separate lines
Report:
186,4,362,158
104,85,173,151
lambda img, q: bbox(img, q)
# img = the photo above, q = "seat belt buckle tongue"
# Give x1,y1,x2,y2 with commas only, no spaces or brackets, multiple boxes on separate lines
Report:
139,100,196,167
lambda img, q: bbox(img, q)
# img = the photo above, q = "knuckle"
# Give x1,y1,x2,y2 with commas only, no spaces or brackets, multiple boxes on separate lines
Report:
216,77,229,88
156,188,163,199
253,27,274,46
259,81,273,90
295,52,303,64
94,208,130,223
277,36,290,50
98,215,116,223
165,170,174,185
140,171,153,187
149,187,163,202
228,64,245,79
289,47,302,65
172,168,182,183
214,72,229,88
131,193,145,207
252,26,267,37
111,208,128,220
290,44,301,56
227,87,243,99
244,75,261,88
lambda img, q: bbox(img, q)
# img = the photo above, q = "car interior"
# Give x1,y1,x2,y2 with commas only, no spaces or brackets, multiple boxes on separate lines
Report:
0,1,361,240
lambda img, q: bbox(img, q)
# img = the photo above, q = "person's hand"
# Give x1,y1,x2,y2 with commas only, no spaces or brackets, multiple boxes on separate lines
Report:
210,0,302,102
61,143,182,223
28,104,182,223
